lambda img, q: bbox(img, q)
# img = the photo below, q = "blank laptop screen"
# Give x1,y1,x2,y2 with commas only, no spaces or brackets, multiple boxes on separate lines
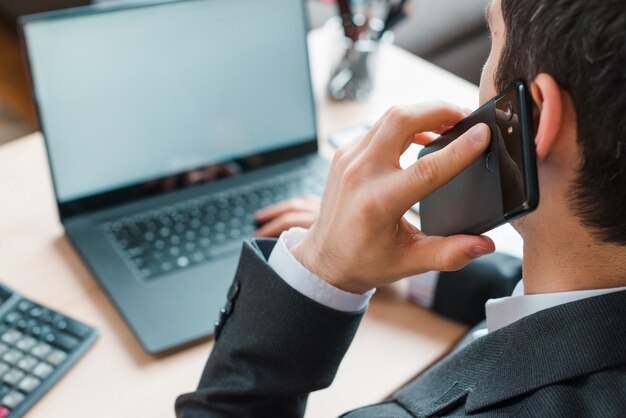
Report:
22,0,316,203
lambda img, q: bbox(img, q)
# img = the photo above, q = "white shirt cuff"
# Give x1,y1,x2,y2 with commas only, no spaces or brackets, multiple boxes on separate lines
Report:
407,271,440,309
267,227,375,313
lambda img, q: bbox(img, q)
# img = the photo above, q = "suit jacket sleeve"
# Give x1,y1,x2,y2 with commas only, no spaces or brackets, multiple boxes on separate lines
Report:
432,252,523,326
175,239,365,418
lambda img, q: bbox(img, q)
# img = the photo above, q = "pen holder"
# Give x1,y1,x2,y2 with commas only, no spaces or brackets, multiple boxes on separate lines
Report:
327,21,394,101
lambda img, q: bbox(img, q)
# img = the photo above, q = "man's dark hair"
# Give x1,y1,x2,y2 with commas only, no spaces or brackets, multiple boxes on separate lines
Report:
496,0,626,245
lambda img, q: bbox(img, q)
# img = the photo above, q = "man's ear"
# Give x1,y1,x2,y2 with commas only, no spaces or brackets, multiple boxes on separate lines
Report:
530,73,563,161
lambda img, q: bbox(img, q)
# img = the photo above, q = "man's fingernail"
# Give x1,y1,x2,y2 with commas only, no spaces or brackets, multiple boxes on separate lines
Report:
471,246,492,258
469,124,489,144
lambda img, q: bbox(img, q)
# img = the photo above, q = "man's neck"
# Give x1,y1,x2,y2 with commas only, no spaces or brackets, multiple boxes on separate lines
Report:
522,218,626,295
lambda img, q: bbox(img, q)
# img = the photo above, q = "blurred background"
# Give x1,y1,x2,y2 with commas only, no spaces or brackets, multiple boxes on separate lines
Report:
0,0,489,145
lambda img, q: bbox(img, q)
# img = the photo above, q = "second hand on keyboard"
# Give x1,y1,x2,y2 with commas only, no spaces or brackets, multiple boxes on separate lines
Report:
104,171,325,280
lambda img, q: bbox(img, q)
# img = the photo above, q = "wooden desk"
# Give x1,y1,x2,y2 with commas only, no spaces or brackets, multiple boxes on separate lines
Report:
0,28,521,417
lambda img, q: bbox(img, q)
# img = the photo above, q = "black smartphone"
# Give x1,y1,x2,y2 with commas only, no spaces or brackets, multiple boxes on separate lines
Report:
417,81,539,236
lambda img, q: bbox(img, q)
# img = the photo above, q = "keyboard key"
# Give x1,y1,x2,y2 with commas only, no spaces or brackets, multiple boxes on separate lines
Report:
47,350,67,366
29,307,44,319
30,326,43,338
1,391,24,409
17,355,38,372
2,350,23,365
16,336,37,352
3,368,24,386
53,317,68,331
192,252,205,263
63,320,92,339
0,343,8,356
15,319,28,332
31,343,52,359
40,310,54,323
3,312,21,325
176,256,190,268
32,362,54,380
45,332,79,351
26,319,38,330
0,363,9,375
18,376,41,393
1,330,22,345
127,246,144,257
17,301,32,313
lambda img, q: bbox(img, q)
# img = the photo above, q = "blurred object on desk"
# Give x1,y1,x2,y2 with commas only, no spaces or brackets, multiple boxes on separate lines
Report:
327,0,409,101
309,0,490,86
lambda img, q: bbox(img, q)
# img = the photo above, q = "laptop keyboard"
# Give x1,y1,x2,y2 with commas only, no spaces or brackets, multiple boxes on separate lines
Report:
102,169,326,280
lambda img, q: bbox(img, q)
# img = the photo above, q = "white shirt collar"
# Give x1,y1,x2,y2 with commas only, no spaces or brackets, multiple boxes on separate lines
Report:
485,280,626,333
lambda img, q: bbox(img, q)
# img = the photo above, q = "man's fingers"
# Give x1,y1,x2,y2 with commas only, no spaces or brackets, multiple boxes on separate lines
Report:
409,234,496,273
255,212,318,237
395,123,491,211
255,200,295,223
368,102,468,159
255,197,319,223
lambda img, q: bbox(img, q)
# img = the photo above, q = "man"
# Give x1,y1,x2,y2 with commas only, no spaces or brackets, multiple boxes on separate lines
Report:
176,0,626,416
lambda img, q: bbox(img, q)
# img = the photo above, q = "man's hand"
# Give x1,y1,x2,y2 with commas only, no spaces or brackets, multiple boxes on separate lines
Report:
255,196,321,237
290,102,496,294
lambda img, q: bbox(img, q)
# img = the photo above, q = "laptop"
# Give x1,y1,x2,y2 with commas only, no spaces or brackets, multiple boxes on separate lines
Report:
20,0,327,354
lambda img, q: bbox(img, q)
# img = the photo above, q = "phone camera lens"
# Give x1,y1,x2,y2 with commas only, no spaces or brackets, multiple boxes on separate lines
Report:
504,101,514,121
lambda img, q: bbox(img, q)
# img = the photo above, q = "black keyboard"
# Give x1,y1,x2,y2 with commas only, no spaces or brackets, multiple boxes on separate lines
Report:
0,284,98,418
102,169,326,280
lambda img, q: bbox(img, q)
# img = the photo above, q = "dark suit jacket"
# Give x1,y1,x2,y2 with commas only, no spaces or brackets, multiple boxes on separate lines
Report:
175,239,626,417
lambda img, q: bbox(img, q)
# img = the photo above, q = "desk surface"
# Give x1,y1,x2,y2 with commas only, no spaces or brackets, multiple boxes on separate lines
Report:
0,28,521,418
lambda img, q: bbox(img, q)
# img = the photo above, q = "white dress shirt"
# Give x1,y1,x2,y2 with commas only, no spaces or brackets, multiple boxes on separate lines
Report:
485,280,626,332
268,227,375,312
268,228,626,334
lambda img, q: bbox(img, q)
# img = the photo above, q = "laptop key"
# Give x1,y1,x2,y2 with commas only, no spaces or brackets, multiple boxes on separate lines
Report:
176,257,190,268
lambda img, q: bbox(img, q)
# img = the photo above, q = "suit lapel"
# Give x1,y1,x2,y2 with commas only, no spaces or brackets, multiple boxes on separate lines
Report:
394,290,626,417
